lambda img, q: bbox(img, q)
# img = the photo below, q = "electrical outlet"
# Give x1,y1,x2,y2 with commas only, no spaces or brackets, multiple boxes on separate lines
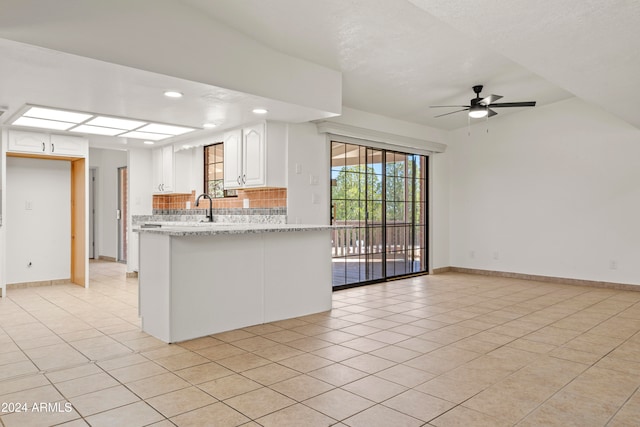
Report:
309,175,319,186
493,251,499,260
186,201,191,209
25,201,33,210
609,260,618,270
295,163,302,174
469,250,475,259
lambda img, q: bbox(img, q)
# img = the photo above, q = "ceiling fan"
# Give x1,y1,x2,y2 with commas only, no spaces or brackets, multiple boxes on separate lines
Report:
431,85,536,119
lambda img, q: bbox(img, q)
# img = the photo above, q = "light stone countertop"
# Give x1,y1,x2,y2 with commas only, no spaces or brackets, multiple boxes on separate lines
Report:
134,222,336,236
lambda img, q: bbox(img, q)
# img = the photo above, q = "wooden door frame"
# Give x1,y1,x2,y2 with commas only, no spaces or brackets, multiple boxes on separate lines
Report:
7,152,88,287
71,157,87,286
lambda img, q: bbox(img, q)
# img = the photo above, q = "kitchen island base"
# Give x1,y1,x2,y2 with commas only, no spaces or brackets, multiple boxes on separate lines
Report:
139,228,332,343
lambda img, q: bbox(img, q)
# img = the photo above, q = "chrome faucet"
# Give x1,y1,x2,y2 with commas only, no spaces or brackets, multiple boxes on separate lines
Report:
195,193,213,222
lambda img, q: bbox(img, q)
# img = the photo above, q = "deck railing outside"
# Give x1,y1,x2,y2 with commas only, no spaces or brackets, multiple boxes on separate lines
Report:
331,220,422,258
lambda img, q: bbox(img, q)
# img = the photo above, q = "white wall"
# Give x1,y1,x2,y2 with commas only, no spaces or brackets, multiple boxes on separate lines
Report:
127,148,153,273
89,148,127,259
287,122,330,225
328,107,447,146
0,132,6,291
430,151,450,270
6,157,70,283
448,97,640,285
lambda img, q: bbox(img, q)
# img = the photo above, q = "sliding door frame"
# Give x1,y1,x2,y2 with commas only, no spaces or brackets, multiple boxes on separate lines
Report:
331,139,429,290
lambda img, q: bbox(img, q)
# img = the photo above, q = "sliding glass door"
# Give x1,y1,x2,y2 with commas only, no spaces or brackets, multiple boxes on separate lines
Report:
331,141,428,288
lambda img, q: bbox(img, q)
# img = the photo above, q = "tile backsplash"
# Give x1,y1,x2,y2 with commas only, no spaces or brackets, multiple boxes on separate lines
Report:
153,188,286,211
151,188,286,222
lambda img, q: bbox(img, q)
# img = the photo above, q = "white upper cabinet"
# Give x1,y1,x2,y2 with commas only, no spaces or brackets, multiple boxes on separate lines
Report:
152,145,174,193
8,130,47,153
243,123,265,187
223,122,285,190
152,145,193,194
50,134,88,157
8,130,87,157
223,129,242,189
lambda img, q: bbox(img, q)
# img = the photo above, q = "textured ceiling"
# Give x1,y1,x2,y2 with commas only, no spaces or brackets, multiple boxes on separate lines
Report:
183,0,575,129
408,0,640,129
0,0,637,142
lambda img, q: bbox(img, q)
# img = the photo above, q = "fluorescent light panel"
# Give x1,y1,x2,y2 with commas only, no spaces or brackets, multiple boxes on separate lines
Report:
11,105,198,141
119,131,171,141
70,125,126,136
24,106,92,123
138,123,194,136
87,116,146,130
13,116,76,130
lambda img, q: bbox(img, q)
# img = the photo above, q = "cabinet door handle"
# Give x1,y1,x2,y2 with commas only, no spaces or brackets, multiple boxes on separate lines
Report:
242,174,246,184
42,142,45,152
51,143,55,153
237,176,241,185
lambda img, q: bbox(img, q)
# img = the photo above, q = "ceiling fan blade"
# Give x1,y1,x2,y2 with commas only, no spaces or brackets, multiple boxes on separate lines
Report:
434,108,468,118
489,101,536,108
488,108,497,117
429,105,469,108
480,94,502,105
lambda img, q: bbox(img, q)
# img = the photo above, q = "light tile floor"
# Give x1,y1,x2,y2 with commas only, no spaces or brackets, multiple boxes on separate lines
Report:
2,260,640,426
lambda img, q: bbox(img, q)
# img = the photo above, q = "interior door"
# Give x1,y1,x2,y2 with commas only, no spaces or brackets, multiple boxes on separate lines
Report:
117,166,127,263
89,168,96,259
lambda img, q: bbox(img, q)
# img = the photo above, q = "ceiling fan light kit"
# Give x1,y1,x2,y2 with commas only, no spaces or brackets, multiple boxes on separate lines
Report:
431,85,536,120
468,104,488,119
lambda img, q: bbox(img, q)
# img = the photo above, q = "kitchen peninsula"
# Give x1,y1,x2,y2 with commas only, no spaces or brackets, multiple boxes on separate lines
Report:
136,223,333,343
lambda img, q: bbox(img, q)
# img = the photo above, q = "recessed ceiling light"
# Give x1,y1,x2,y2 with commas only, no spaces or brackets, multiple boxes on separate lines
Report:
13,116,76,130
164,91,183,98
203,123,217,129
88,116,146,130
70,124,126,136
252,108,268,114
24,106,92,123
143,141,155,145
120,131,171,141
138,123,195,136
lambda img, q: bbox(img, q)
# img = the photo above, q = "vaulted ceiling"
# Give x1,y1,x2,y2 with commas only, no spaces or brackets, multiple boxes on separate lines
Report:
0,0,637,149
185,0,639,129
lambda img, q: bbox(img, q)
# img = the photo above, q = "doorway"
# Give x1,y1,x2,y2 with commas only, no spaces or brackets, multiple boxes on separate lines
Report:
117,166,127,263
89,168,96,259
330,141,428,288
